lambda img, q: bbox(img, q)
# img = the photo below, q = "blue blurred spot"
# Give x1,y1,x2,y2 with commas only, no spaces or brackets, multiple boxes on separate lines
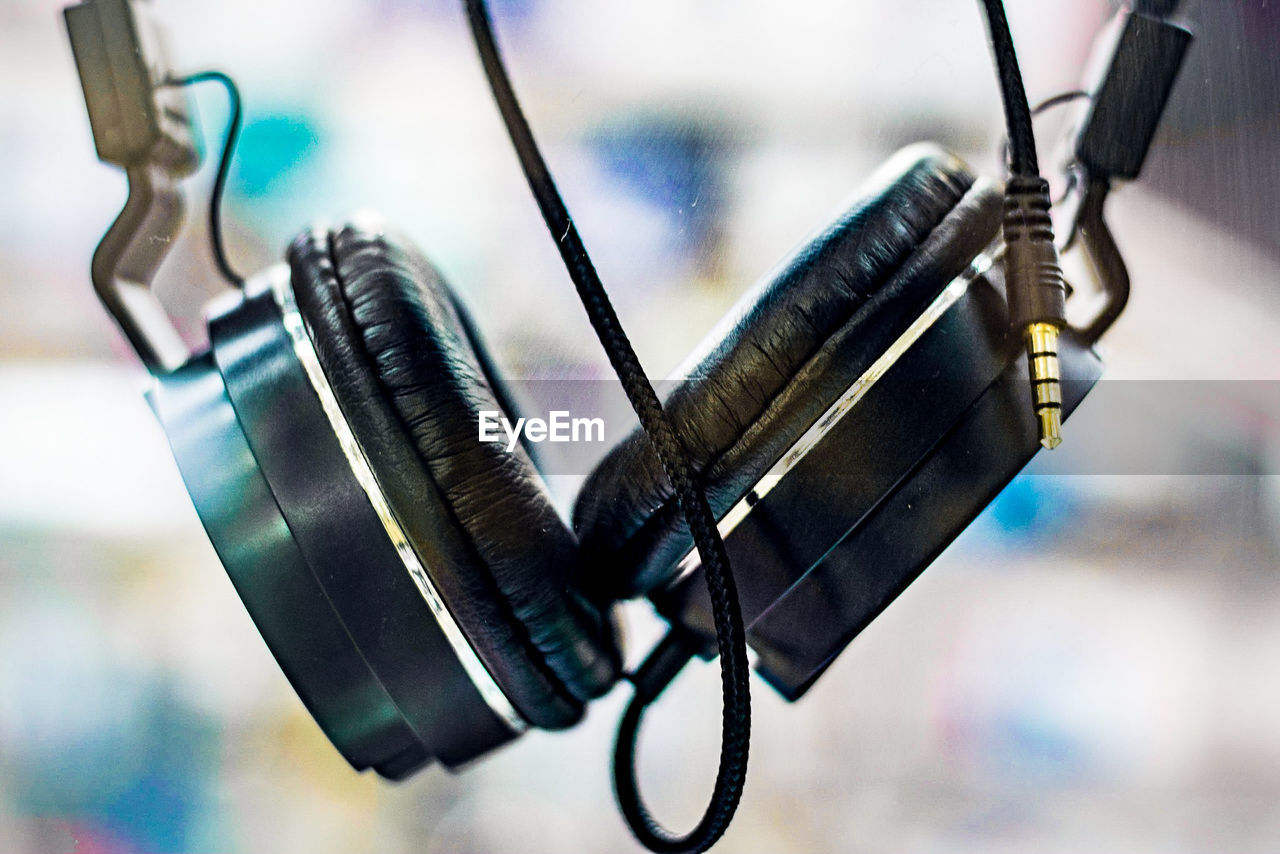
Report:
381,0,538,20
97,691,217,853
493,0,539,20
983,475,1077,545
10,678,218,854
998,712,1080,778
231,113,322,199
589,116,727,254
990,477,1043,535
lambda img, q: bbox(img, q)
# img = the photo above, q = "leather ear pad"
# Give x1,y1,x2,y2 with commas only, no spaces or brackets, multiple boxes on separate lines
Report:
572,145,1003,600
288,220,619,730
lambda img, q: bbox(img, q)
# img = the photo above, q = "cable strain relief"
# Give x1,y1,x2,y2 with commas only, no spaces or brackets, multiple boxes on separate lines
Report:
1003,175,1067,330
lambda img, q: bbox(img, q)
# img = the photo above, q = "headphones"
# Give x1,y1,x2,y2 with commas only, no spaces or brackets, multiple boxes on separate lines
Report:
65,0,1190,849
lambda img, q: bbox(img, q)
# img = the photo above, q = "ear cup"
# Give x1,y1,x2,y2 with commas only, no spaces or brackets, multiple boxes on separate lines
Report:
572,145,1004,599
288,219,620,730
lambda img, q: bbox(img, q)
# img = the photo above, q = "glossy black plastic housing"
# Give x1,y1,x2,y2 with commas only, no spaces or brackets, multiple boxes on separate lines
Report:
148,274,517,777
1075,10,1191,182
655,260,1104,699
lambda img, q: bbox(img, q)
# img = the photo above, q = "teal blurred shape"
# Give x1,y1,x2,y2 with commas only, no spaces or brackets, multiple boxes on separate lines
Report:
986,475,1076,544
231,112,322,199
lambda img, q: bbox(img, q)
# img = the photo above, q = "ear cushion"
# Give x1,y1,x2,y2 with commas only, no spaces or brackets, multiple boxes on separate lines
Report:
288,219,620,730
572,145,1003,600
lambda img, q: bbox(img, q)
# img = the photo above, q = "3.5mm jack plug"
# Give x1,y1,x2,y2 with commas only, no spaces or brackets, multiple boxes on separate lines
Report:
1026,321,1063,448
1003,175,1068,450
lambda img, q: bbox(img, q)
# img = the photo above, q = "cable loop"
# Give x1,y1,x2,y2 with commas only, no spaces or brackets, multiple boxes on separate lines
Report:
461,2,750,851
164,71,244,287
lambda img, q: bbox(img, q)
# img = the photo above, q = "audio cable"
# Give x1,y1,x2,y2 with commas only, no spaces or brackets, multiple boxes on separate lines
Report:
163,70,244,288
462,2,751,852
978,0,1068,449
462,2,1061,851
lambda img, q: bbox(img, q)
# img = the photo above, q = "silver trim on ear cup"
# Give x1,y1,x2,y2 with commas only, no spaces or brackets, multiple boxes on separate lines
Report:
271,272,528,735
667,248,999,588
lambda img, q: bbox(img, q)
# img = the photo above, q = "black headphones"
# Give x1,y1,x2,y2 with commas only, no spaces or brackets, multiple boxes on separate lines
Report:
65,0,1190,849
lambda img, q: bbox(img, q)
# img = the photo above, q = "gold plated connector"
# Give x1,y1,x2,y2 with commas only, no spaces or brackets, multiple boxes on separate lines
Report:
1026,322,1063,449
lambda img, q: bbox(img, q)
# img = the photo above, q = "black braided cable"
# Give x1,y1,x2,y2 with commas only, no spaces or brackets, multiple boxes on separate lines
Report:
978,0,1040,178
997,90,1090,177
461,2,750,852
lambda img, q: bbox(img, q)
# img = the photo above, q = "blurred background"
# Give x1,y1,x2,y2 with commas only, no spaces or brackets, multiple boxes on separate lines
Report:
2,0,1279,851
